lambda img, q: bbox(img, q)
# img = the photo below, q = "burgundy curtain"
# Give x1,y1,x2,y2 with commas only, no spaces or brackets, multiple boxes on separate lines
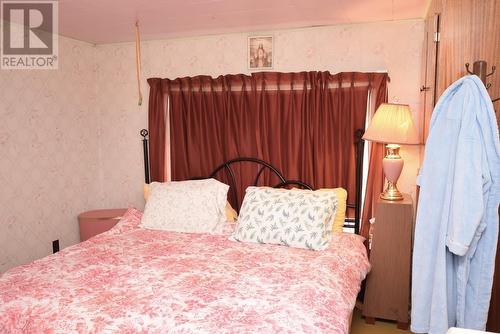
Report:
147,78,167,182
148,71,387,232
360,77,388,239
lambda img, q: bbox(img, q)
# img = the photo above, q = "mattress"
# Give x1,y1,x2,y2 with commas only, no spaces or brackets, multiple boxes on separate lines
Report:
0,209,370,333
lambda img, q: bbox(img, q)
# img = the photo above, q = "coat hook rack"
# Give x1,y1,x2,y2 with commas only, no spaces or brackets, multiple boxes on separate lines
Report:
465,60,499,102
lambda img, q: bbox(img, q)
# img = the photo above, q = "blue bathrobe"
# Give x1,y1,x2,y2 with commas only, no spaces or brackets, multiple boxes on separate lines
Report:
411,75,500,334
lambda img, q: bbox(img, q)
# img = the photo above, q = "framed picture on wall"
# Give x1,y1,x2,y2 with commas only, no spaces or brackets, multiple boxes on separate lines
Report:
248,36,273,70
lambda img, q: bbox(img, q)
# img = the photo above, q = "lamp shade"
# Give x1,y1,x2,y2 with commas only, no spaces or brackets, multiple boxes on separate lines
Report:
362,103,420,144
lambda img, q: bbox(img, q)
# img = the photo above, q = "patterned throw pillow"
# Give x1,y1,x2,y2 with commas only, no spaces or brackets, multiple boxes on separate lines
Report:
230,187,338,250
140,179,229,234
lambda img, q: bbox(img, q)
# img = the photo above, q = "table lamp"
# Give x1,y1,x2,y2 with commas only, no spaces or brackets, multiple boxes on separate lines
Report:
362,103,420,201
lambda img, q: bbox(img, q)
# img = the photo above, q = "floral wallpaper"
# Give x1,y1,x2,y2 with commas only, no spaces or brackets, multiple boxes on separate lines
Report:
0,19,424,273
0,36,100,273
94,19,424,210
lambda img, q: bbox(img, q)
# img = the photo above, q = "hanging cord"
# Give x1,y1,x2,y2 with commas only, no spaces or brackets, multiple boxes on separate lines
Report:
135,21,143,106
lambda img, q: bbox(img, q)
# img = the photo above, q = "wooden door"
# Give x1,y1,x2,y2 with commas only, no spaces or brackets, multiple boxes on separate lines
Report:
420,13,440,143
487,208,500,331
431,0,500,111
423,0,500,329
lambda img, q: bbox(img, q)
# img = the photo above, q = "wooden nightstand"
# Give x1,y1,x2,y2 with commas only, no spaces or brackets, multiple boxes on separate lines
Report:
362,194,414,329
78,209,127,241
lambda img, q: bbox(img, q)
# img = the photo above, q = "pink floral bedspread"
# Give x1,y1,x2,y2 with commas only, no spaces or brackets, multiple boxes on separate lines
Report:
0,208,370,334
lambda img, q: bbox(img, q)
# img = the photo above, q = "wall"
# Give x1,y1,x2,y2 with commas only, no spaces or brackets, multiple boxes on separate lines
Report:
94,19,425,209
0,34,100,273
0,19,425,273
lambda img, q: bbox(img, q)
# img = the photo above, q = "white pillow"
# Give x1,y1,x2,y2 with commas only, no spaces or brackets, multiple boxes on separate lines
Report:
230,187,337,250
140,179,229,234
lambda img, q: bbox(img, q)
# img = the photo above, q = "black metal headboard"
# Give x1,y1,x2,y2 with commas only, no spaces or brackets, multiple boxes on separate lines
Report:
206,157,313,209
140,129,365,234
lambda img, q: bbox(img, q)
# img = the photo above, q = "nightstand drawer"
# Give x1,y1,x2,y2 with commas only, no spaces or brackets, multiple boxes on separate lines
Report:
78,209,127,241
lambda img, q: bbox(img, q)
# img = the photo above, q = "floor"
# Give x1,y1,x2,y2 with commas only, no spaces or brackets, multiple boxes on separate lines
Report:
351,309,409,334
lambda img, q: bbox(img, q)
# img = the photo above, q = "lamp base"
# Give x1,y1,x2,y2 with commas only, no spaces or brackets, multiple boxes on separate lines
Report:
380,181,404,201
380,144,404,201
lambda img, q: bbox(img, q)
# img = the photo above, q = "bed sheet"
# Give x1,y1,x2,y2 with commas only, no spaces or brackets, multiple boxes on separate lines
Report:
0,208,370,333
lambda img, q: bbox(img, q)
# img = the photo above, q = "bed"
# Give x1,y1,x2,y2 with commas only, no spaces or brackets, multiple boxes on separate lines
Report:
0,135,369,333
0,208,369,333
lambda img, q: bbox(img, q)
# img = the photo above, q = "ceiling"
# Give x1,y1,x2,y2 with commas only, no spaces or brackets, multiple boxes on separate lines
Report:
56,0,428,44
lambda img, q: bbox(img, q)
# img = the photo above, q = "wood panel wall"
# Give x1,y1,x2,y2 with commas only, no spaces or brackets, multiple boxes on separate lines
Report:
423,0,500,135
422,0,499,331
